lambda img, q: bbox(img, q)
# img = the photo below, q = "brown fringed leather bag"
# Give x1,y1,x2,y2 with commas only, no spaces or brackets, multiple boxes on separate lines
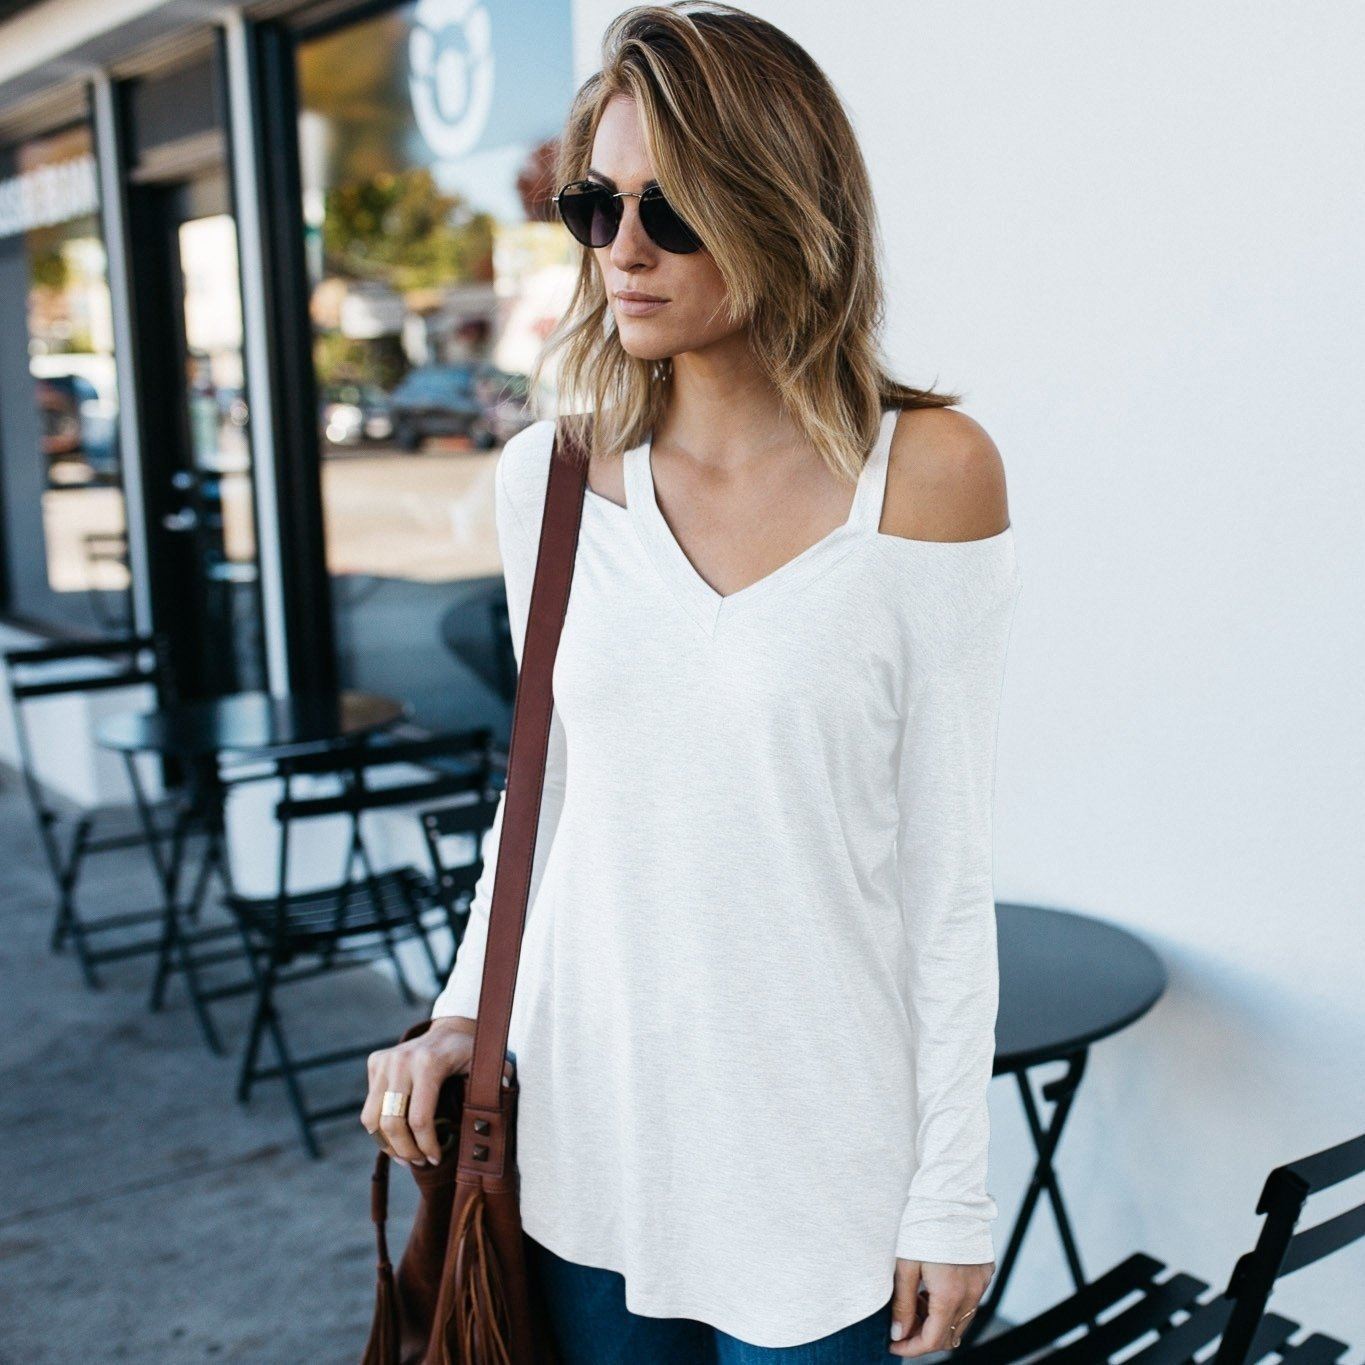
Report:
361,415,589,1365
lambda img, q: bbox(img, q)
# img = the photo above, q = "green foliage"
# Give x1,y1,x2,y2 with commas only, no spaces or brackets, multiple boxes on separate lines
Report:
314,331,408,393
321,166,495,290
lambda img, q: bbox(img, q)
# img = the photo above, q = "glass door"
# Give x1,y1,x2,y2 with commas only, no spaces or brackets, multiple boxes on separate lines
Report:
292,0,576,731
0,120,131,635
134,168,265,697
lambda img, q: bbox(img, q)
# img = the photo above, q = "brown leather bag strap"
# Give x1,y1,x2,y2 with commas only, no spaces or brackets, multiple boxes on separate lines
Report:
462,415,588,1114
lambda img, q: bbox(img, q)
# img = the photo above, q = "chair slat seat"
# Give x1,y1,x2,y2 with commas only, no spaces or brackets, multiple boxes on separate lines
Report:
226,865,437,948
1243,1315,1317,1365
958,1254,1164,1365
1276,1332,1352,1365
1050,1272,1209,1365
1120,1295,1235,1365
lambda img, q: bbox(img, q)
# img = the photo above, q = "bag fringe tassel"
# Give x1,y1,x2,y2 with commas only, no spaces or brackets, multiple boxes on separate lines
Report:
439,1183,514,1365
362,1248,400,1365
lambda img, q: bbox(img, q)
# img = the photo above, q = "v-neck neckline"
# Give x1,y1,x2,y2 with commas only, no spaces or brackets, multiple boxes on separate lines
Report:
623,406,898,638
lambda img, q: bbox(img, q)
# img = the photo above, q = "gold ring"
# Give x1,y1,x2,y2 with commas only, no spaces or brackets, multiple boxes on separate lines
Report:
381,1089,411,1118
949,1308,976,1347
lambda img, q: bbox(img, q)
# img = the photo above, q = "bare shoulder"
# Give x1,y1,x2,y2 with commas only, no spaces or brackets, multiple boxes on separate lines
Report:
879,406,1011,542
586,445,628,509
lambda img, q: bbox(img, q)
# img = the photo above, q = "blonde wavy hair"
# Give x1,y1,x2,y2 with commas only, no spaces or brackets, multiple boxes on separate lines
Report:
529,0,961,481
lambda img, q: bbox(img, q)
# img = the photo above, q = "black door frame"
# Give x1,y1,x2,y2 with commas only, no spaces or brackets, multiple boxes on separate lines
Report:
128,166,273,704
220,17,335,696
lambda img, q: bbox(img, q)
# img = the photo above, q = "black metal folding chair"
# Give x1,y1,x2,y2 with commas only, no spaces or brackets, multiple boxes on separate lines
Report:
222,726,496,1157
417,756,505,983
956,1128,1364,1363
1,633,198,988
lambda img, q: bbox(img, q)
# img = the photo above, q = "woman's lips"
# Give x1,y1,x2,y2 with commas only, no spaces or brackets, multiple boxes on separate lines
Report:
616,296,670,317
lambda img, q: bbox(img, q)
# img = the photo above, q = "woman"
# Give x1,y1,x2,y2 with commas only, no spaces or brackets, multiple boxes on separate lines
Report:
361,4,1020,1360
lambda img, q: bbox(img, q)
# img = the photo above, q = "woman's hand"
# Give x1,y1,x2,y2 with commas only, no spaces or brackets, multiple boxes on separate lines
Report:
888,1258,994,1356
360,1016,510,1167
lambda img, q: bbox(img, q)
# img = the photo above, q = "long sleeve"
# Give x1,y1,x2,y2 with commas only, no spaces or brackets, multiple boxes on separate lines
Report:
893,558,1021,1265
430,433,568,1021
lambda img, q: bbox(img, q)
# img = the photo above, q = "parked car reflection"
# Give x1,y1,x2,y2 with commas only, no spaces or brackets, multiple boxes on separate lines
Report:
387,363,483,451
386,361,535,452
320,382,394,447
35,370,120,485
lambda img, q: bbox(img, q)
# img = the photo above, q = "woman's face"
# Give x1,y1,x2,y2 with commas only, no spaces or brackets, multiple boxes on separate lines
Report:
586,94,739,362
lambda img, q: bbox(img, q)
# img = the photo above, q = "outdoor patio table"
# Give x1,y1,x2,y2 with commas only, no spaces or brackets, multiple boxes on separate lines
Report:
966,901,1168,1340
95,688,409,1054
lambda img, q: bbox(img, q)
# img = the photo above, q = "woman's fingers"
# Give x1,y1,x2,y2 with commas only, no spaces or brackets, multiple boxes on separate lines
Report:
913,1284,965,1354
361,1027,483,1166
889,1261,991,1357
889,1265,930,1352
377,1052,434,1167
360,1028,513,1167
360,1047,393,1151
361,1044,425,1166
404,1048,445,1165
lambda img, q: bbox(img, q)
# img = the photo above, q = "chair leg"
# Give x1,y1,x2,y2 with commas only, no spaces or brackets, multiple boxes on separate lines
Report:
399,889,446,993
52,818,103,989
135,768,234,1055
261,998,324,1160
150,836,226,1055
169,907,226,1057
354,861,424,1005
138,780,194,1015
381,932,423,1006
235,956,322,1158
236,951,275,1106
352,873,425,1006
47,819,83,953
44,799,200,991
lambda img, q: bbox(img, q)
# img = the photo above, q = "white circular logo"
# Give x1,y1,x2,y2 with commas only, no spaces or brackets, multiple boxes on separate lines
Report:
408,0,495,162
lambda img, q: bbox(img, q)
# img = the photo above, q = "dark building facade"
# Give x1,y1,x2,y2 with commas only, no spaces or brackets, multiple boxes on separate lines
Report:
0,0,575,737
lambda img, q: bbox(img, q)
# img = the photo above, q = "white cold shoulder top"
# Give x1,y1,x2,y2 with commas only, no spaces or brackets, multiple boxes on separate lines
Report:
431,407,1022,1349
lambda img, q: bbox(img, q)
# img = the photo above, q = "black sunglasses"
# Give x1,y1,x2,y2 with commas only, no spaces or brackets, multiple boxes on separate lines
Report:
554,179,704,254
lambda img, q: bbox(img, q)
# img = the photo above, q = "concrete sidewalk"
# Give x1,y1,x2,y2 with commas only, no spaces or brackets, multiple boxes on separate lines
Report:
0,773,437,1363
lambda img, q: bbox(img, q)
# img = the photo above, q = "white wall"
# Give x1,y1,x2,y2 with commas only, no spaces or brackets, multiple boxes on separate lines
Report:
574,0,1365,1338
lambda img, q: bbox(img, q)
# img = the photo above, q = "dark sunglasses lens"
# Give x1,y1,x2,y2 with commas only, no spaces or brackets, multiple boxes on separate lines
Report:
640,191,703,253
558,185,618,248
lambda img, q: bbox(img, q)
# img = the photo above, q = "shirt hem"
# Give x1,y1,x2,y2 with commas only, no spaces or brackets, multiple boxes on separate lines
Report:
521,1209,896,1350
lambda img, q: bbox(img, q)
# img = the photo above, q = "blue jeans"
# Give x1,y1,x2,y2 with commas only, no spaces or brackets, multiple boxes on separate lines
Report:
526,1233,897,1363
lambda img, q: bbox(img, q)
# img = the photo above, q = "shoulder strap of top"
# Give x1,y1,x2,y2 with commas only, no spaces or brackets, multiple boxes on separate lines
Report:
845,406,899,533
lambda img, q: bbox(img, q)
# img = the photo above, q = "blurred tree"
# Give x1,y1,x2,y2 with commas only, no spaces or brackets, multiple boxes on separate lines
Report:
314,331,408,393
322,166,494,291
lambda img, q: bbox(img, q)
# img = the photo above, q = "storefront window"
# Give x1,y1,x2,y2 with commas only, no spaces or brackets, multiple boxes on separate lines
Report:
0,120,129,633
296,0,575,730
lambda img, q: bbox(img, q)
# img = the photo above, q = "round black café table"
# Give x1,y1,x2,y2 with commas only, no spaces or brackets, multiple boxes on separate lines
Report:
962,901,1168,1342
95,689,410,1054
97,687,408,761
